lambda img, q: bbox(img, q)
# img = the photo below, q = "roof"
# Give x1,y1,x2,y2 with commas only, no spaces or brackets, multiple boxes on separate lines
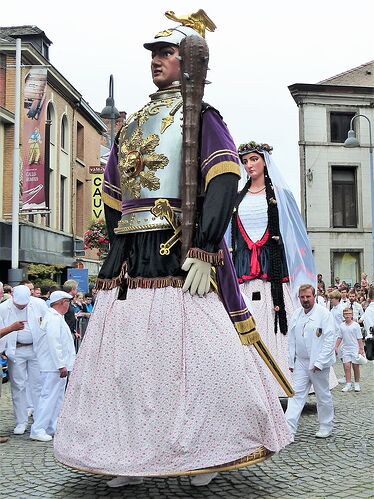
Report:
0,25,52,45
318,60,374,87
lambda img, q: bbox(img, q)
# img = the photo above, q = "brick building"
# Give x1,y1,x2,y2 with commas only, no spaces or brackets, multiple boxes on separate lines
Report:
0,26,110,283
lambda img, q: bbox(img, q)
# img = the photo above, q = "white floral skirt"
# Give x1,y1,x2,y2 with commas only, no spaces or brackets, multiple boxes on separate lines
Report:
54,287,293,476
240,280,294,397
240,280,338,395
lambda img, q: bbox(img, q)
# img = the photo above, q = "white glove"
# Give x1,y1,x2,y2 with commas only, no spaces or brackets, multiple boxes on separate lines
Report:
181,257,211,296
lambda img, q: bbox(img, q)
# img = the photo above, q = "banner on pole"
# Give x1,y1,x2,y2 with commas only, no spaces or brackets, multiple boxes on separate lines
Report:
21,67,48,212
89,166,105,220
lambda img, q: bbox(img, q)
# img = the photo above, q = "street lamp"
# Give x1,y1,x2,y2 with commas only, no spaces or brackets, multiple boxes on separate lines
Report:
344,114,374,281
100,74,120,147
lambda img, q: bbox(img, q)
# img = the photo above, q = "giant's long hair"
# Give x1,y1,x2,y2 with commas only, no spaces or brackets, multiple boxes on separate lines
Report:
231,164,287,334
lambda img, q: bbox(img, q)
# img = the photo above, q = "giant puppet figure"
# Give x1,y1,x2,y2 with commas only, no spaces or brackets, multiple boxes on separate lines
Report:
54,11,293,486
228,141,337,396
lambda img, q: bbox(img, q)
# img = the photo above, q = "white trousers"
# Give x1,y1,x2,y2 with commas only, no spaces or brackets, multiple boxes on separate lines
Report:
7,346,41,425
285,358,334,434
31,372,67,436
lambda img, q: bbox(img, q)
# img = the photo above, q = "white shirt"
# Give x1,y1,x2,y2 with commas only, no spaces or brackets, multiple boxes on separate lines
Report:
361,302,374,337
238,193,268,242
316,296,326,307
347,301,364,322
0,298,46,359
330,303,344,336
337,321,362,355
294,308,313,359
34,307,76,372
288,303,336,371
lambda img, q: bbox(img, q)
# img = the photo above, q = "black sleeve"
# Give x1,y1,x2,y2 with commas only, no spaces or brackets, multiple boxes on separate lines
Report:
64,305,76,333
194,173,238,253
104,204,122,245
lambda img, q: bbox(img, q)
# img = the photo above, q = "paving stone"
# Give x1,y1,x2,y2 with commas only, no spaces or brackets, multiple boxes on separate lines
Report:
1,363,373,497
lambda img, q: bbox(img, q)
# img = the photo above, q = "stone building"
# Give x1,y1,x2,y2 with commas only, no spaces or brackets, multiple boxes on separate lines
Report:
289,61,374,287
0,26,108,283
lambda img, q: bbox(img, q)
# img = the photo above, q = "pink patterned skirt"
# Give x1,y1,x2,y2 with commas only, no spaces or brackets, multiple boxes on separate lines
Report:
54,287,293,476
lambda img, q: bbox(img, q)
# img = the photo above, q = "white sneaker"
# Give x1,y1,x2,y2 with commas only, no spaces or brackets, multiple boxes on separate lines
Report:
315,429,332,438
354,383,361,392
191,472,218,487
13,423,27,435
107,476,144,488
30,432,52,442
27,408,34,417
338,377,346,385
342,383,353,392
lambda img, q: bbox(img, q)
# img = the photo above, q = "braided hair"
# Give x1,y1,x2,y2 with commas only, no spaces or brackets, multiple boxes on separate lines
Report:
231,160,287,335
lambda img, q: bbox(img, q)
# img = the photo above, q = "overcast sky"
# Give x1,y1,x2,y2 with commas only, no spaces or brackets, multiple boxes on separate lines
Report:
2,0,373,202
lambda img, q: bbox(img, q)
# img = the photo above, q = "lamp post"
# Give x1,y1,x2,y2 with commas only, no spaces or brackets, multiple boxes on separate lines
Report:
100,74,120,147
8,38,25,286
344,114,374,281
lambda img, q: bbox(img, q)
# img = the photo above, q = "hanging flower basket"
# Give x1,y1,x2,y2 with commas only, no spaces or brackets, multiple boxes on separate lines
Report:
84,219,109,258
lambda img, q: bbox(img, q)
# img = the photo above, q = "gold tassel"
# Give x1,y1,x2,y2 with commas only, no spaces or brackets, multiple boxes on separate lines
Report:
95,263,127,291
186,248,224,266
128,275,184,289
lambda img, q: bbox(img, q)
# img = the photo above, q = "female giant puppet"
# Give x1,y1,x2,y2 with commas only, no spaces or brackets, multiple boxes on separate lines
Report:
54,12,292,487
229,141,336,395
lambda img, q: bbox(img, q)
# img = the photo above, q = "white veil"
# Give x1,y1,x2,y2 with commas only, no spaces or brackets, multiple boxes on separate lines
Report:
262,151,316,305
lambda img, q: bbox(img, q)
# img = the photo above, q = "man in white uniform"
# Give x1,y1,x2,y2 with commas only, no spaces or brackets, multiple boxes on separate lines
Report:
361,287,374,333
0,316,26,443
31,291,76,442
360,286,374,362
0,285,45,434
285,284,335,438
347,289,364,323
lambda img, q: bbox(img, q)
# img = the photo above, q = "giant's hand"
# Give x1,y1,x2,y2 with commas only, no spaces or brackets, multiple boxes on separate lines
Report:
181,257,211,297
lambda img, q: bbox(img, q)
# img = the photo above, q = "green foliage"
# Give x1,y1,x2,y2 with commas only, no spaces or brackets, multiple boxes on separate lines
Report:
27,263,64,281
33,278,59,288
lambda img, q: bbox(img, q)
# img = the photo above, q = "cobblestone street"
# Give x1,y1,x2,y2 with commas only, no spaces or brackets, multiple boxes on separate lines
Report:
1,362,373,498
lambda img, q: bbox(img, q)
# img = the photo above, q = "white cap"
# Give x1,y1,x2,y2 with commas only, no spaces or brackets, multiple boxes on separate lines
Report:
143,25,202,50
12,285,31,306
49,290,73,306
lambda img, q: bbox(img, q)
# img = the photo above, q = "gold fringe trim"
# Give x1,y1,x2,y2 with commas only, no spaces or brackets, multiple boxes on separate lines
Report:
165,446,272,476
56,446,272,478
187,248,224,266
95,263,127,290
234,315,257,334
239,330,261,346
128,275,184,289
102,190,122,212
205,161,240,189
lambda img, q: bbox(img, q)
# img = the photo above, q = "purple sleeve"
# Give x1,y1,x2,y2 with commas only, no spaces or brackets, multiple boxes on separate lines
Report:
200,109,241,188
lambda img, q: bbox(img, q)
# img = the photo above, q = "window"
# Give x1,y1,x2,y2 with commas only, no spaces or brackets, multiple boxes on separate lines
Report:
332,251,360,289
61,115,68,150
76,180,84,236
330,112,355,143
332,167,357,227
60,175,66,231
76,122,84,161
45,168,53,228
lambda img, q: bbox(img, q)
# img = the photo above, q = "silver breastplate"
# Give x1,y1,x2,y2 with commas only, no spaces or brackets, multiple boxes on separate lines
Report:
115,88,183,234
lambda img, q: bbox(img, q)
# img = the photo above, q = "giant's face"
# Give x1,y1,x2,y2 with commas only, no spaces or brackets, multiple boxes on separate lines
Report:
241,153,266,181
151,44,181,90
